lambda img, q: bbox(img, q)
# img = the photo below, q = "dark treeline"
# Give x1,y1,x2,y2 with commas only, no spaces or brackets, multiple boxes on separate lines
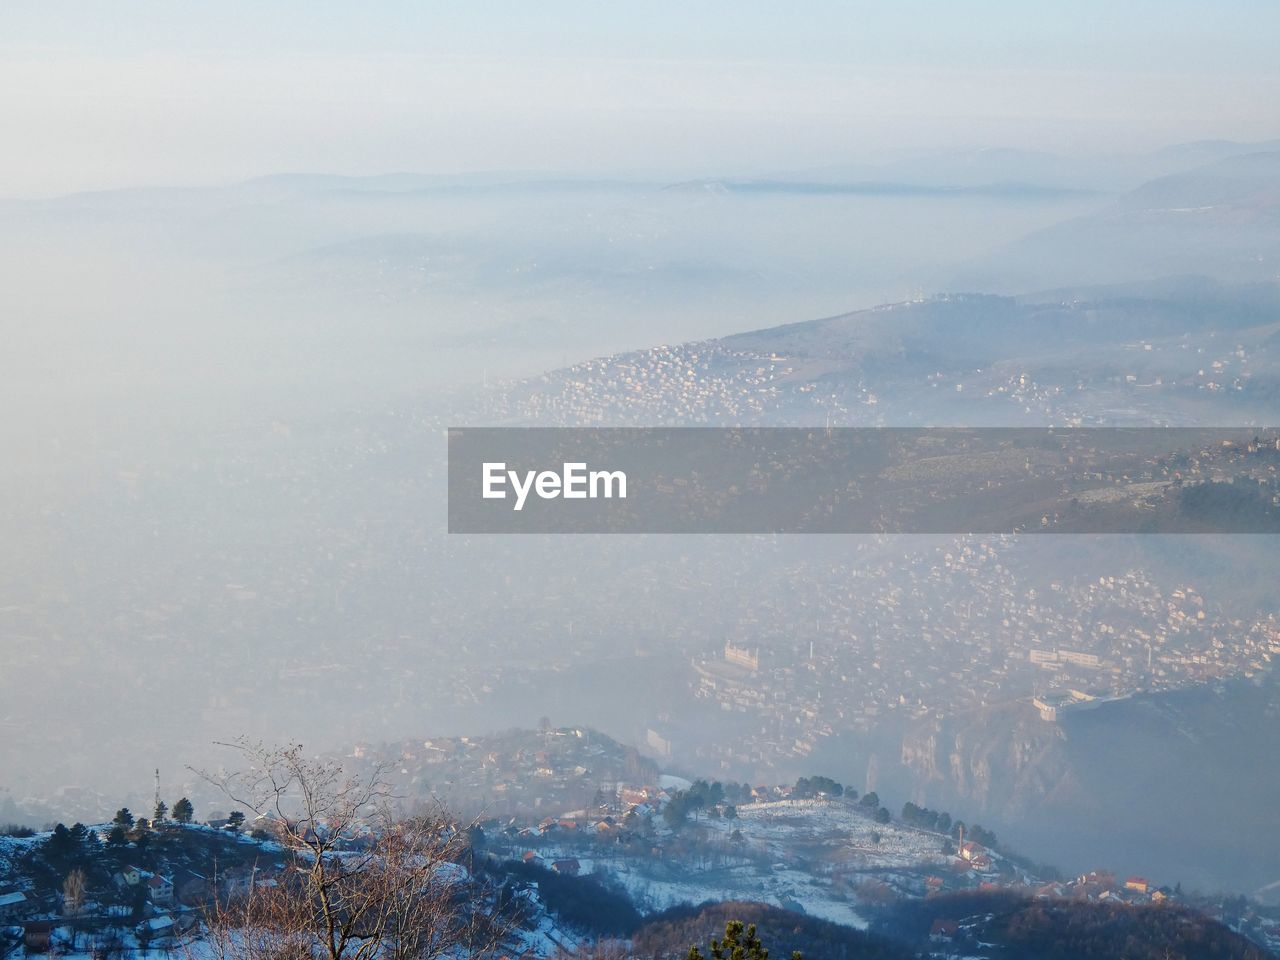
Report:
496,860,643,937
871,891,1271,960
899,802,998,850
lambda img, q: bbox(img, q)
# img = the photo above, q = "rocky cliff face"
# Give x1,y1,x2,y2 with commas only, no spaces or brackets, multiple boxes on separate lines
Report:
901,702,1075,816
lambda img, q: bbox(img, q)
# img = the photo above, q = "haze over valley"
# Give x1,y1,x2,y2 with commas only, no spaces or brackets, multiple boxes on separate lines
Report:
5,145,1280,900
5,7,1280,954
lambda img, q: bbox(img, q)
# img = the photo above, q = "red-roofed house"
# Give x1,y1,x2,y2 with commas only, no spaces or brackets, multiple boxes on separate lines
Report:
959,841,984,862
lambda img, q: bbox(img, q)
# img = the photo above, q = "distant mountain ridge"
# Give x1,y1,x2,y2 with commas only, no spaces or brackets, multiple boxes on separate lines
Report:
961,151,1280,290
662,178,1093,198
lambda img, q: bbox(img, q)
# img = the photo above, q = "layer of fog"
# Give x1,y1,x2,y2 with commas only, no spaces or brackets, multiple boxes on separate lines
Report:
4,147,1280,894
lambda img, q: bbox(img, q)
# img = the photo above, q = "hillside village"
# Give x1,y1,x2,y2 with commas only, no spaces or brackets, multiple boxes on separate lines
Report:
488,295,1280,429
6,728,1277,958
345,727,1280,954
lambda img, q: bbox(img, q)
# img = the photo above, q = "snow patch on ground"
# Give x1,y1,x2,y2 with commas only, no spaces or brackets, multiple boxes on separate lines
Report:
530,799,960,931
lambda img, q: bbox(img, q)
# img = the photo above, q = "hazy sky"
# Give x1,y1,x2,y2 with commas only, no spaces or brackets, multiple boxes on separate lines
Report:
3,1,1280,196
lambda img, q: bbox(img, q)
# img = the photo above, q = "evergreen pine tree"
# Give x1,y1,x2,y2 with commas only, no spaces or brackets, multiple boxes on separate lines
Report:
686,920,801,960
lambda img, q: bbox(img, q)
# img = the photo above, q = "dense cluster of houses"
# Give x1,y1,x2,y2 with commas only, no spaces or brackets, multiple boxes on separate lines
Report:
349,727,659,820
680,536,1278,773
1031,870,1176,905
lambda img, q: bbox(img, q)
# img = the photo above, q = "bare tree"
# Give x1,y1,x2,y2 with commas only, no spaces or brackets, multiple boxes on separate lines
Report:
63,867,88,950
63,868,88,916
193,739,509,960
